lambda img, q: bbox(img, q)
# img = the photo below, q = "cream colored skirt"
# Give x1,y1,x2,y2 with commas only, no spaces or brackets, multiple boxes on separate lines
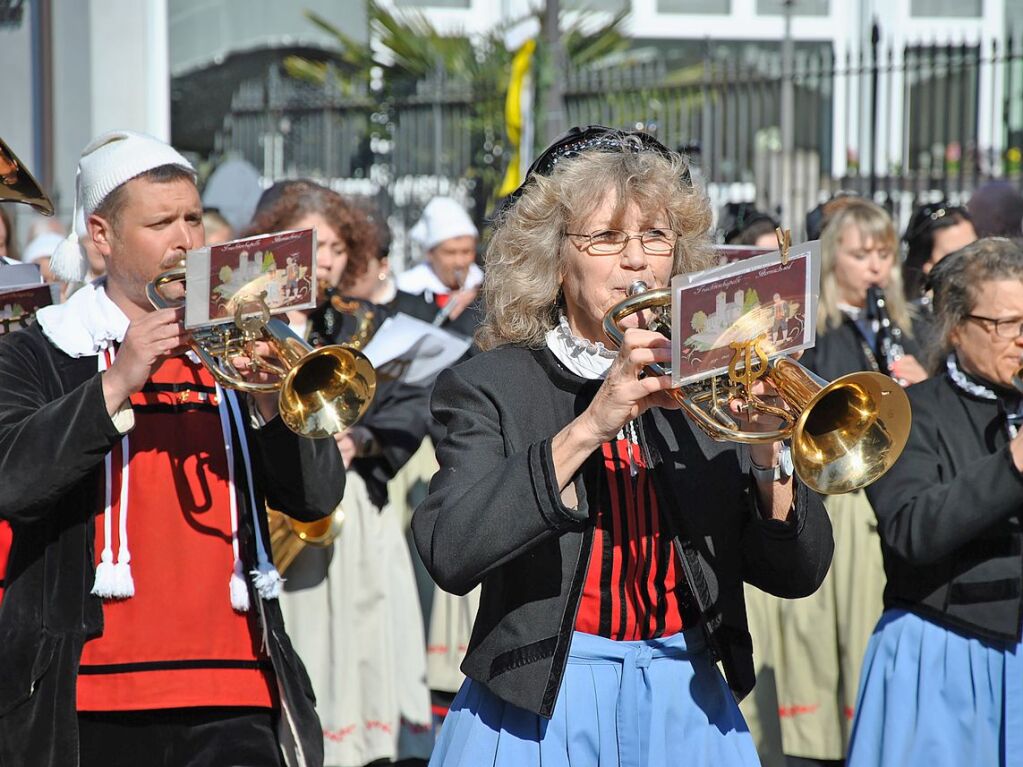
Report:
740,489,886,763
278,470,433,767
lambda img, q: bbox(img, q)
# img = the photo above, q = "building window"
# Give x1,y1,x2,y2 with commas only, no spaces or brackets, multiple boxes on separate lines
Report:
909,0,982,16
756,0,828,14
656,0,731,12
565,0,628,9
397,0,471,7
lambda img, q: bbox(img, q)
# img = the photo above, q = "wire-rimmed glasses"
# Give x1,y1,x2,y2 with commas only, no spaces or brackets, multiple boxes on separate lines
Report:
566,228,678,256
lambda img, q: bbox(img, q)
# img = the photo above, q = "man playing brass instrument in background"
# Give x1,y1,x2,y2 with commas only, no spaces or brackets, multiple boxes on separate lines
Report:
0,130,344,767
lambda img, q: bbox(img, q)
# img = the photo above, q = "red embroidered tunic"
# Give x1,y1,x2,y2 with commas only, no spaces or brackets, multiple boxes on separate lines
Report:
77,356,275,711
575,437,698,640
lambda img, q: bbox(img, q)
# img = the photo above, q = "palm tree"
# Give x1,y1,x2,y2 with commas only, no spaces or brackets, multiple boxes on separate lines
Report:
284,1,628,213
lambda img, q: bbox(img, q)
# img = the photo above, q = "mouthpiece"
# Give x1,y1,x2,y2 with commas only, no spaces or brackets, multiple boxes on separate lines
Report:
628,280,649,297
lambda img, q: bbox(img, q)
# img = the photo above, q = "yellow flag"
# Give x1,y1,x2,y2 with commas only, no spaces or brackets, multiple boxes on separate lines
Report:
498,38,537,198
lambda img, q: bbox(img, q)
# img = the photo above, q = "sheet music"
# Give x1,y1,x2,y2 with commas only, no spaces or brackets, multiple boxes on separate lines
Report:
0,262,43,289
361,312,472,387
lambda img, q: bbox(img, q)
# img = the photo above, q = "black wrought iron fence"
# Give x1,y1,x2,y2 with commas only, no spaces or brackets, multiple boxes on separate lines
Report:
215,30,1023,258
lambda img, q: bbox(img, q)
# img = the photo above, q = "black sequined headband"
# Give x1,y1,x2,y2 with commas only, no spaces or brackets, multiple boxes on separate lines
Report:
502,125,689,208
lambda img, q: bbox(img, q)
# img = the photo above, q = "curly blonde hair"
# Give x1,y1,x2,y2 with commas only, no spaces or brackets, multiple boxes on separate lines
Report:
818,198,915,336
478,147,713,351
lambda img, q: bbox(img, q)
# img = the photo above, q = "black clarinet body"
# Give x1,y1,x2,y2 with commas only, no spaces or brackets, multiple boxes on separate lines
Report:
865,285,905,381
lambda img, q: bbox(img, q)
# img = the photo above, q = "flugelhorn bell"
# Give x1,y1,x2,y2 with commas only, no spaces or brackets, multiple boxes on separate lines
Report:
0,136,54,216
267,505,345,573
602,281,912,494
146,267,376,439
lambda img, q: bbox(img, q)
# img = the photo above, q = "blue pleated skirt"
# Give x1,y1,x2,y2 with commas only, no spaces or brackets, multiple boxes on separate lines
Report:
429,629,760,767
847,608,1023,767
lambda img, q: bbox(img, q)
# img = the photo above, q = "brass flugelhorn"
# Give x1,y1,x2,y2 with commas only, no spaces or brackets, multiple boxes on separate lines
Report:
147,267,376,439
602,281,912,494
267,292,379,572
0,136,54,215
267,504,345,574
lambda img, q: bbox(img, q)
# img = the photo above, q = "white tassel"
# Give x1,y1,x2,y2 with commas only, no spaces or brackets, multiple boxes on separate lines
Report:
52,164,89,283
230,561,251,612
110,560,135,598
251,562,283,600
50,234,89,282
224,390,283,603
91,348,124,600
91,554,117,598
218,383,251,612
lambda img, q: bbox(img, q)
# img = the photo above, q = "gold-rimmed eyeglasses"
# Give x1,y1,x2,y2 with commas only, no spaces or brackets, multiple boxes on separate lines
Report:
966,313,1023,340
566,228,678,256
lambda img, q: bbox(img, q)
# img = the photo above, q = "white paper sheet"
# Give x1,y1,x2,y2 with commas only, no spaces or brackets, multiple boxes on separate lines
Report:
361,313,472,387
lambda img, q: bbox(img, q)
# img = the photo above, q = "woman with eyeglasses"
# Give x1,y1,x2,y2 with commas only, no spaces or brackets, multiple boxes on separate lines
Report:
902,201,977,305
847,238,1023,766
411,126,833,767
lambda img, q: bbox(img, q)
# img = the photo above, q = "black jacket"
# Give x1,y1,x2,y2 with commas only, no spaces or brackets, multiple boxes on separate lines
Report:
0,324,345,767
411,345,833,718
388,289,483,342
387,290,484,445
865,372,1023,644
800,314,923,382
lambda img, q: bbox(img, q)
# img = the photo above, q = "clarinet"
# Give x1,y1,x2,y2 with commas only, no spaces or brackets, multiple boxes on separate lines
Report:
865,286,906,384
432,267,467,327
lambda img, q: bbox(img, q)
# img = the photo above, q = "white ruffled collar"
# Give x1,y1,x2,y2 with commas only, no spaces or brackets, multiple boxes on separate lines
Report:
946,353,1023,438
946,352,999,401
394,262,483,297
34,279,129,357
545,315,617,380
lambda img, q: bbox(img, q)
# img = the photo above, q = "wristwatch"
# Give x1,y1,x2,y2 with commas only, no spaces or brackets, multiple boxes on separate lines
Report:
750,444,793,483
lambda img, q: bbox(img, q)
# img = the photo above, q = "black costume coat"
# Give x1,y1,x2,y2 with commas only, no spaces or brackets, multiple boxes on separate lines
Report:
865,372,1023,643
799,314,923,382
411,345,833,718
388,289,483,341
0,324,345,767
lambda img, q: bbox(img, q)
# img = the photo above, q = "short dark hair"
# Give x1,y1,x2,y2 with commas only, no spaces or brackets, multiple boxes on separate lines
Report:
726,214,778,246
92,164,196,227
902,201,973,300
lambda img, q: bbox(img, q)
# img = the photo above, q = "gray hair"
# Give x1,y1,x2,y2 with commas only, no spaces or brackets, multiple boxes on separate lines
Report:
927,236,1023,371
477,147,713,351
818,198,915,336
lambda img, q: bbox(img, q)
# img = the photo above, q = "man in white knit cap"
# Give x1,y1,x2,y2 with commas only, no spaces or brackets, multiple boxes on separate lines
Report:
0,130,344,767
393,195,483,337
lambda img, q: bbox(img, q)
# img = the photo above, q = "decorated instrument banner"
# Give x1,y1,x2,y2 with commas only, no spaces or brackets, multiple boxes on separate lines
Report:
184,229,316,329
670,242,822,386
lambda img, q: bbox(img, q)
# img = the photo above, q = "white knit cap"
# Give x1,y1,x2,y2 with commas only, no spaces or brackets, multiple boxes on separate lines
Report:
50,130,195,282
409,196,478,252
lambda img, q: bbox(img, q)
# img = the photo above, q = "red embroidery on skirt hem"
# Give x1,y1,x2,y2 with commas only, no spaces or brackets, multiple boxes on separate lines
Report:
778,703,820,718
322,716,432,742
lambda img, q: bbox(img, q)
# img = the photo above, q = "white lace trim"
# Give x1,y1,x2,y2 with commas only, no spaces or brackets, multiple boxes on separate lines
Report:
946,353,1023,438
945,353,998,400
544,315,616,380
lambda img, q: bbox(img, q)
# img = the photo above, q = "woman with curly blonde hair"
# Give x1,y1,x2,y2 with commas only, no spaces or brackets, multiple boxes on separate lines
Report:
413,126,833,767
